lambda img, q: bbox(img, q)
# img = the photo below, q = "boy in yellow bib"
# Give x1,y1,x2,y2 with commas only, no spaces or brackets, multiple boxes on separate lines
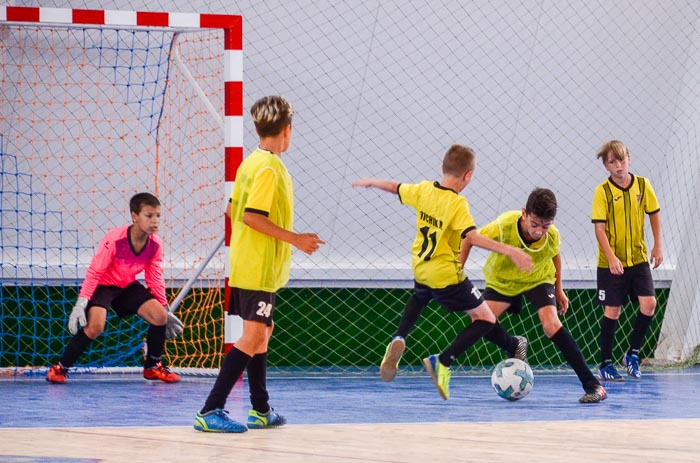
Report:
466,188,606,403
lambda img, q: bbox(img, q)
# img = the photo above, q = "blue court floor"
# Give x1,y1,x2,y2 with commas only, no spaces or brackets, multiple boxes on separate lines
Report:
2,367,700,428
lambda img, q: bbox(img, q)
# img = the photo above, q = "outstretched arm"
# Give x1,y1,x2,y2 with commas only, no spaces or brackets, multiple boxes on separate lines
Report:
352,178,400,195
463,229,533,273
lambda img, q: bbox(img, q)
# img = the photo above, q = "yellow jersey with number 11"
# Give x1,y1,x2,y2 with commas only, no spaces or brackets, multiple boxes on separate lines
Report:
398,181,476,289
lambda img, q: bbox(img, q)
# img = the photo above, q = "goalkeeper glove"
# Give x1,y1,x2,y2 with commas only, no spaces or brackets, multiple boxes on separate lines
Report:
165,306,184,339
68,297,89,335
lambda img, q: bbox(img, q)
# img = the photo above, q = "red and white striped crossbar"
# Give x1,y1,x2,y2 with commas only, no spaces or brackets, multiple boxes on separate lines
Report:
0,5,240,30
1,5,245,355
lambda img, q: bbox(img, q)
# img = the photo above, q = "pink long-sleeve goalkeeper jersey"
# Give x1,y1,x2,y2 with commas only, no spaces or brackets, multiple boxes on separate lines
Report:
78,225,167,306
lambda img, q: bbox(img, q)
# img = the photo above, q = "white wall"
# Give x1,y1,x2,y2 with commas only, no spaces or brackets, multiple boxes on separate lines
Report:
10,0,700,286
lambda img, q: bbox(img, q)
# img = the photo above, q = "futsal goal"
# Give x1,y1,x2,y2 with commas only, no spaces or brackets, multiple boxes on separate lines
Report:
0,5,241,375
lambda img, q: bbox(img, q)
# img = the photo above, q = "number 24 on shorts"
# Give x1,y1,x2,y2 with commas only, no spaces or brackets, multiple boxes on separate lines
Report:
256,301,273,318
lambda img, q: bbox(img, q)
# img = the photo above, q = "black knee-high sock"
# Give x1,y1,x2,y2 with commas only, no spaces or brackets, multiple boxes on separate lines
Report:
483,322,517,353
247,353,270,414
395,295,428,339
551,327,598,391
439,320,494,367
599,316,618,365
144,324,166,369
628,312,653,355
201,347,251,414
59,328,93,368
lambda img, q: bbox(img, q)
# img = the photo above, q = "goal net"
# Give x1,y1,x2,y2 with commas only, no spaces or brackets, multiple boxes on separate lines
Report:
0,7,241,374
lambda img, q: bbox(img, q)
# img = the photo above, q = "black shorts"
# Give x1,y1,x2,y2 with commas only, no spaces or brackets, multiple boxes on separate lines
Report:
482,283,556,315
228,287,276,326
597,263,655,307
89,281,155,318
413,279,484,313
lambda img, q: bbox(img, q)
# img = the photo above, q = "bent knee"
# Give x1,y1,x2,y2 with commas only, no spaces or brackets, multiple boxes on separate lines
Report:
537,306,560,336
83,324,104,339
239,332,269,351
639,298,657,316
542,320,562,338
151,310,168,326
471,310,496,324
603,306,623,319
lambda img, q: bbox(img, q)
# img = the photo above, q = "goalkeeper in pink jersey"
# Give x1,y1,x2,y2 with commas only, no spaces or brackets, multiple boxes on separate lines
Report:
46,192,183,384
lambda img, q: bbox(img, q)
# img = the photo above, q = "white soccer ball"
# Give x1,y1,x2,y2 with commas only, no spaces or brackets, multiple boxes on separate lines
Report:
491,358,534,401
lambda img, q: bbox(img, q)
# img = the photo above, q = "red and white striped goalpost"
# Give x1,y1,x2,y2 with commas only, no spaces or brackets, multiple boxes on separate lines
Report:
1,4,245,361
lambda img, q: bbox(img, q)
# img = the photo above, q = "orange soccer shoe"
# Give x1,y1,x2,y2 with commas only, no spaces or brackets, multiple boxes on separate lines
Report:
46,364,68,384
144,362,181,383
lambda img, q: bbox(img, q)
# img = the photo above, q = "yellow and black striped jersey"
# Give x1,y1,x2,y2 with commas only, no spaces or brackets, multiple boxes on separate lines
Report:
229,148,294,292
398,181,476,289
480,210,560,296
591,174,660,268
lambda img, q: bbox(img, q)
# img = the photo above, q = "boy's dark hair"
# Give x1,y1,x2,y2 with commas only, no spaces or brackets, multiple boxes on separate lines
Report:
525,188,557,220
442,144,476,176
251,96,294,138
597,140,629,163
130,192,160,214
